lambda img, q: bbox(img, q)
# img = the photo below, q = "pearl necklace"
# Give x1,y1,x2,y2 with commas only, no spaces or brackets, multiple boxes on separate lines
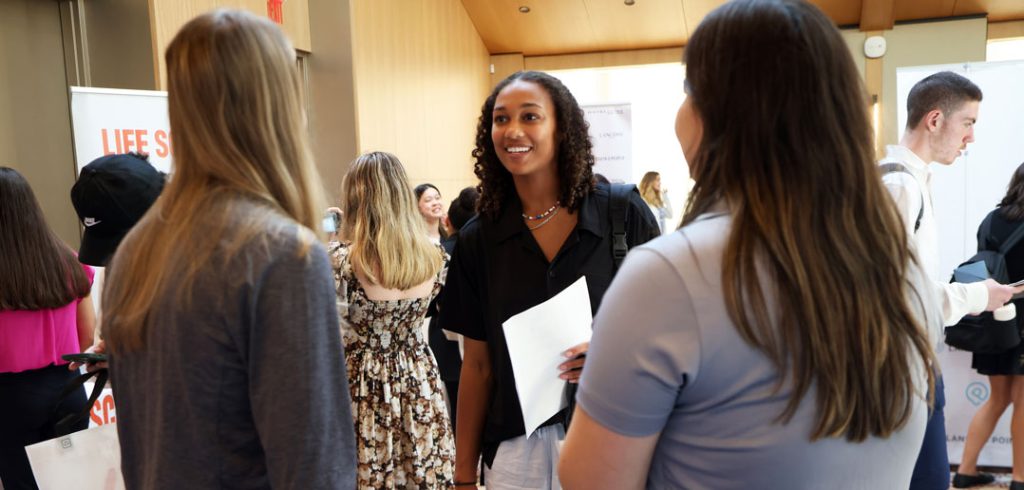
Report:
522,201,560,221
527,206,561,231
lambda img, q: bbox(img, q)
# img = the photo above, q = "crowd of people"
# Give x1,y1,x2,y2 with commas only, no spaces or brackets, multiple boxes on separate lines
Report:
5,0,1024,489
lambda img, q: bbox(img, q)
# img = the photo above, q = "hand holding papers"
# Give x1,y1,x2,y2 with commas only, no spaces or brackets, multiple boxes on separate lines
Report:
502,277,593,436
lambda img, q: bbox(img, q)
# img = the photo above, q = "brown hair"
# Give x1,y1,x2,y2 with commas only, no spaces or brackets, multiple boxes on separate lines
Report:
999,162,1024,221
682,0,935,442
472,71,594,219
0,167,90,310
103,10,326,352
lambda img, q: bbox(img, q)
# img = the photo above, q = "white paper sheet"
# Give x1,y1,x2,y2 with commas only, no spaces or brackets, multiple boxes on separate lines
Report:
502,277,594,436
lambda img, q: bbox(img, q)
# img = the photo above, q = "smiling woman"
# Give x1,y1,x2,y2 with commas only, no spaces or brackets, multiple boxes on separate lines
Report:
415,182,447,243
438,70,659,489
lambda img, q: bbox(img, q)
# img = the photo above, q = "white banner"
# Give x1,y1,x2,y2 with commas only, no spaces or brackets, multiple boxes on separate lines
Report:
897,60,1024,468
83,380,117,428
583,103,632,183
70,87,172,174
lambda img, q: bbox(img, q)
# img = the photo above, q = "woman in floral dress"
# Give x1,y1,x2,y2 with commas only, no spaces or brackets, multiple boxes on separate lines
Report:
330,151,455,488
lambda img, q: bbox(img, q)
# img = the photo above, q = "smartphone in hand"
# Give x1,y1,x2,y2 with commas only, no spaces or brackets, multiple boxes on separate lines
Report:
62,352,108,365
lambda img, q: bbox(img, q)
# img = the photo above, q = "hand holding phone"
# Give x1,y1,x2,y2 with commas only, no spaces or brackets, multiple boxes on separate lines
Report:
322,208,342,234
65,340,109,372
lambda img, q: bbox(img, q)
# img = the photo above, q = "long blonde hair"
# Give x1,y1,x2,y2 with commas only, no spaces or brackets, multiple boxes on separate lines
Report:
340,152,441,290
103,9,326,352
638,171,663,208
683,0,935,441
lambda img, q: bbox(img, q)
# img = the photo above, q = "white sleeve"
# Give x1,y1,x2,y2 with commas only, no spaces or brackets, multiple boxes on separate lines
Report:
935,281,989,327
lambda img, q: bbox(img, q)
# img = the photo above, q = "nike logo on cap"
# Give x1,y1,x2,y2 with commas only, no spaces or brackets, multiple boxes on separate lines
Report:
83,217,101,227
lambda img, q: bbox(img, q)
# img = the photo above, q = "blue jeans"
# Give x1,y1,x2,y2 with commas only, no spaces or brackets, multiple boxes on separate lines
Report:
910,374,949,490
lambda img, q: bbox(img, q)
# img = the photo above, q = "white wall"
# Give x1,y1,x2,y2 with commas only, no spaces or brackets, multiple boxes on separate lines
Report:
551,63,690,231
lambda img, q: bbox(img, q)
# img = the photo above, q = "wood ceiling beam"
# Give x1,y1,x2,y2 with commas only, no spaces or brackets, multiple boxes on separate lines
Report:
860,0,895,31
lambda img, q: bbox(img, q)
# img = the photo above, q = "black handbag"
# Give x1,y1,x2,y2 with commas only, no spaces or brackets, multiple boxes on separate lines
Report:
944,216,1024,353
944,313,1019,354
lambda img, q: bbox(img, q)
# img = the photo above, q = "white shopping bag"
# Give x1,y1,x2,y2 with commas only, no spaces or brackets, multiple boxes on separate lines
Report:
26,423,125,490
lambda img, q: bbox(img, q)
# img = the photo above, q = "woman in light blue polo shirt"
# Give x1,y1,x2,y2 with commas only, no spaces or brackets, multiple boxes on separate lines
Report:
558,1,940,488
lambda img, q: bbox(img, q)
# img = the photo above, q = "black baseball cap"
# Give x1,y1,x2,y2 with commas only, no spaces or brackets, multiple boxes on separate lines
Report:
71,153,165,266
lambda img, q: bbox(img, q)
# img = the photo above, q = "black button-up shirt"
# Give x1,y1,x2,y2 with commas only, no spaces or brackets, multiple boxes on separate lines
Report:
438,183,660,464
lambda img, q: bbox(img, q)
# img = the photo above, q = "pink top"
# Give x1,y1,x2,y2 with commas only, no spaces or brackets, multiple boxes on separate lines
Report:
0,263,95,373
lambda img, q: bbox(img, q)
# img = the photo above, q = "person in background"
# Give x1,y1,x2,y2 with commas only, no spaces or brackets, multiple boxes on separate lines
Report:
99,10,357,489
429,186,481,432
593,173,610,185
72,152,166,269
956,162,1024,490
330,151,454,488
559,1,941,488
639,171,672,234
0,167,96,490
65,152,166,373
415,183,447,244
881,71,1022,490
440,70,659,490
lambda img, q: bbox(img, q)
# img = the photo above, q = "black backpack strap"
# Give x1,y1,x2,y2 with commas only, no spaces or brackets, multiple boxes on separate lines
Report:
998,219,1024,255
54,368,108,436
609,183,634,270
880,163,923,233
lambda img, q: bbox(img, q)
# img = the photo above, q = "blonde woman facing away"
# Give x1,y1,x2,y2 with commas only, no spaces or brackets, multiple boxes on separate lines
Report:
330,151,454,488
559,1,940,488
100,10,357,489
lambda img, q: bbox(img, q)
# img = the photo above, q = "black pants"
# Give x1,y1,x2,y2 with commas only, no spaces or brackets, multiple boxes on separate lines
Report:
0,364,88,490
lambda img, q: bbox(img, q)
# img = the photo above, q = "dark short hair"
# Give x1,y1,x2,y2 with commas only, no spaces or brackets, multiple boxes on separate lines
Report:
447,186,480,232
906,71,982,130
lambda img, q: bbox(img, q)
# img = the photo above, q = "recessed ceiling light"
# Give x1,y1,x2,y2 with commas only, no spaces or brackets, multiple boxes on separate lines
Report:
624,0,636,5
519,6,530,13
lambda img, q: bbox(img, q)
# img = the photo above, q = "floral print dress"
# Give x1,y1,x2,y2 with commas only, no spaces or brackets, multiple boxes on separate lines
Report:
328,242,455,489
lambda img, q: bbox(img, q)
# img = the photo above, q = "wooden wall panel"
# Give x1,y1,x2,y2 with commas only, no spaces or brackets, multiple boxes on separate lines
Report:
811,0,862,26
460,0,594,55
893,0,955,23
989,20,1024,39
149,0,312,89
460,0,1024,57
955,0,1024,22
491,53,525,88
582,0,686,52
351,0,490,204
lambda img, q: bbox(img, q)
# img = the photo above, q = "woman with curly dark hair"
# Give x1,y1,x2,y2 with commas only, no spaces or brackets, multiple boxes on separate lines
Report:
438,70,659,489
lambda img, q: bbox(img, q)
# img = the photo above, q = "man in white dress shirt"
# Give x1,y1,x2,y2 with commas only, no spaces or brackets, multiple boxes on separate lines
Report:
881,71,1022,490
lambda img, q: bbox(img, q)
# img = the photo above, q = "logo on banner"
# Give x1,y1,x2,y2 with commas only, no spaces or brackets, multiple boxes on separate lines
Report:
965,381,989,406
